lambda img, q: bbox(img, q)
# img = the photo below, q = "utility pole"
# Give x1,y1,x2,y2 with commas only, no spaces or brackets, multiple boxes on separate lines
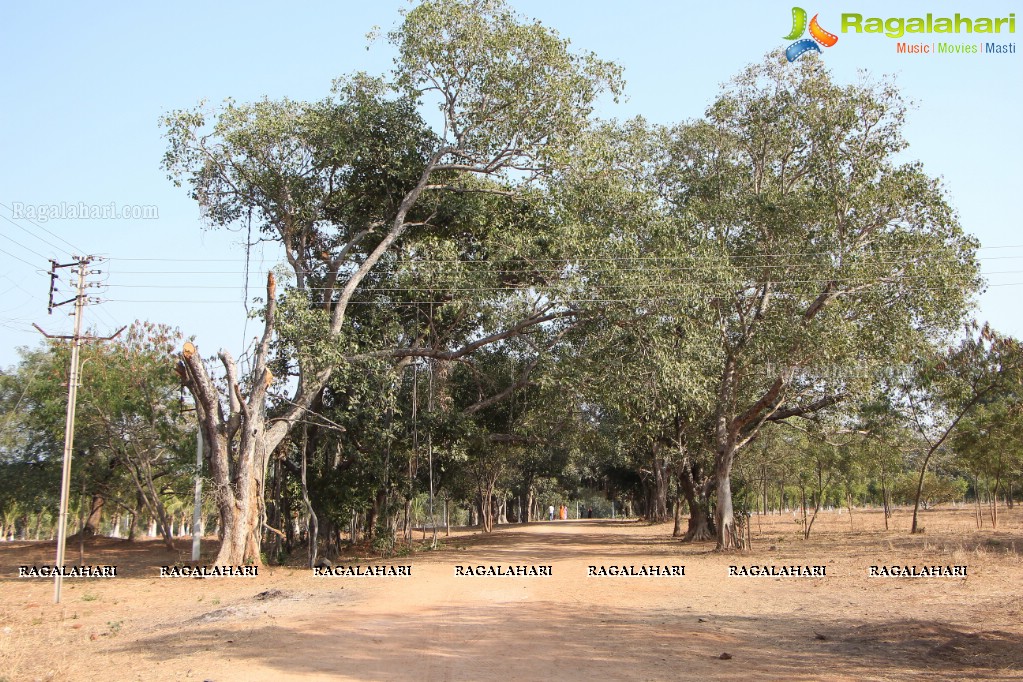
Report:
34,256,124,604
54,260,86,604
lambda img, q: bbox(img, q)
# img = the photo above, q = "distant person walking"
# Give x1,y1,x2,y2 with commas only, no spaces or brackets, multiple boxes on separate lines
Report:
587,507,593,519
560,505,567,520
548,505,555,521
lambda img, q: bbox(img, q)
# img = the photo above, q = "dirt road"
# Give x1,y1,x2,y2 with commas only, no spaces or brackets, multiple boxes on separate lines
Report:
2,509,1022,681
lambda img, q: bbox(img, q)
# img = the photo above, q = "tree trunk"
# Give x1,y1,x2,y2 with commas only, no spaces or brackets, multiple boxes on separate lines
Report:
974,475,984,529
799,484,808,537
713,431,743,550
128,496,141,541
367,489,387,541
715,464,740,550
479,490,494,532
403,498,413,542
266,457,285,563
712,356,743,550
178,275,281,567
300,426,319,568
672,494,683,537
879,461,891,530
84,494,104,537
677,460,715,542
991,475,1001,530
990,455,1003,529
762,464,769,515
649,444,671,522
497,497,508,525
910,454,930,534
685,501,715,542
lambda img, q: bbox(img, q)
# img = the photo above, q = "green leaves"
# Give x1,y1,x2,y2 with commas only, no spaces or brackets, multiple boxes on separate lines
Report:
392,0,622,176
0,322,195,524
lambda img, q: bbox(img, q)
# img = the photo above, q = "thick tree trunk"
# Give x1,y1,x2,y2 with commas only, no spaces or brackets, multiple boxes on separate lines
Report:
685,502,715,541
677,459,715,542
178,274,281,567
713,357,742,550
715,468,738,549
714,442,744,550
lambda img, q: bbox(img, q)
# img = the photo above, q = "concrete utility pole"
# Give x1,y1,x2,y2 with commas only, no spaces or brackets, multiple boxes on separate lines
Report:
35,256,124,604
44,258,87,605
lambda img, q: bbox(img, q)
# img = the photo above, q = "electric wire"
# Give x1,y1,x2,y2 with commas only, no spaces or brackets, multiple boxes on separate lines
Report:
0,213,75,258
0,245,43,270
0,202,86,254
0,232,48,262
102,242,1023,264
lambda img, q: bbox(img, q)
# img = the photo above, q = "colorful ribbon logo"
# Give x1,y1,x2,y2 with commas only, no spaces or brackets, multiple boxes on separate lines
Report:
784,7,838,62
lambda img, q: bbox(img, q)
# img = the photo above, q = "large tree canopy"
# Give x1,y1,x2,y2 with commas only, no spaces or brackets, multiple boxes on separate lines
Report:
160,0,622,565
655,54,980,548
1,5,1008,565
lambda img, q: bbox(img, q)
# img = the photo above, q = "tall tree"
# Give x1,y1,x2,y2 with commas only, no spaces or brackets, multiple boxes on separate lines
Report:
162,0,621,565
656,54,980,549
0,324,192,546
903,324,1023,532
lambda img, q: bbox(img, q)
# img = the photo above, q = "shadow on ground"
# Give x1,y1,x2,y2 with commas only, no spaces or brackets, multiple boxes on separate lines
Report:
116,591,1023,681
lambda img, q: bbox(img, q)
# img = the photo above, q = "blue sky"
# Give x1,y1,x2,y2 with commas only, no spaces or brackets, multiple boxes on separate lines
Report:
1,1,1020,368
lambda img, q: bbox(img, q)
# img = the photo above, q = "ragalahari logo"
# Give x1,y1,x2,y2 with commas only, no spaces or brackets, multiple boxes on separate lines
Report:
784,7,838,61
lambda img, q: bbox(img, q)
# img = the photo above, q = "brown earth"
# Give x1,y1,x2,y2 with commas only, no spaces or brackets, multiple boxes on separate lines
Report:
1,506,1022,681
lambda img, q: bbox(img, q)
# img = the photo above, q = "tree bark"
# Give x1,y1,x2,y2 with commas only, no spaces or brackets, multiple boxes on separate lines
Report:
715,459,740,550
672,494,683,537
84,494,104,536
677,458,716,542
179,274,279,566
649,444,671,523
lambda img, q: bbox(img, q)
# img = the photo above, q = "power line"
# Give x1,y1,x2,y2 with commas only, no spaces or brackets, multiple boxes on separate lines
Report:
0,354,46,436
101,282,1023,305
1,274,47,303
94,269,1023,292
96,255,1023,278
0,231,48,261
101,242,1023,264
0,202,85,254
0,213,74,258
0,245,44,270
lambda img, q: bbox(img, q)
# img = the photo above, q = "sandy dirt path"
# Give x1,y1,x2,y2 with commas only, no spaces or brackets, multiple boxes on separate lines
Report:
2,509,1022,681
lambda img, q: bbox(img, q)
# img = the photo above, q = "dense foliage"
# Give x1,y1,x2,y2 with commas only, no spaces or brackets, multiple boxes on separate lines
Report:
2,1,1016,558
